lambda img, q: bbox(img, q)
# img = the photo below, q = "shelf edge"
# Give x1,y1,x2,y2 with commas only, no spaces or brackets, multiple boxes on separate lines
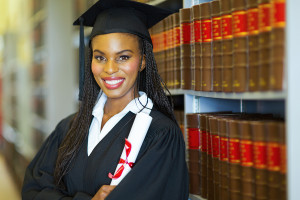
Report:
168,89,286,100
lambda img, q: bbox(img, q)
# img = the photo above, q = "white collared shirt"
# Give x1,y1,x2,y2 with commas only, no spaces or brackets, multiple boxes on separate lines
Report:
87,91,153,156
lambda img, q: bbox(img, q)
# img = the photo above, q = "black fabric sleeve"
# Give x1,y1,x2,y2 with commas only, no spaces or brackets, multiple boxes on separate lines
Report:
106,126,189,200
21,115,92,200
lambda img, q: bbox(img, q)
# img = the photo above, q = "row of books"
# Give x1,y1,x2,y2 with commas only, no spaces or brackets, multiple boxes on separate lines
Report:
149,0,285,92
186,112,286,200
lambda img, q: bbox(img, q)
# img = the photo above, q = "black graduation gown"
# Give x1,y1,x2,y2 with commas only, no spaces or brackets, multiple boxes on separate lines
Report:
22,109,189,200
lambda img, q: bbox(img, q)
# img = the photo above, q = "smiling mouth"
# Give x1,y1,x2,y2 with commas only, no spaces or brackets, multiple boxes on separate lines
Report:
102,78,125,89
104,79,124,85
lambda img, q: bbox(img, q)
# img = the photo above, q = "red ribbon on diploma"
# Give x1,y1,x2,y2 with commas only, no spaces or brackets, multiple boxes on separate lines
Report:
108,139,134,179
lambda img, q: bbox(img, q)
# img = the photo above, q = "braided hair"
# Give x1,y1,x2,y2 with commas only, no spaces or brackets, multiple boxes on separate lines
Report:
54,35,176,187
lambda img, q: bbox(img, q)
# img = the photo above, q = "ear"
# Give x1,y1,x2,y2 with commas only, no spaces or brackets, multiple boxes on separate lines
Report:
140,55,146,72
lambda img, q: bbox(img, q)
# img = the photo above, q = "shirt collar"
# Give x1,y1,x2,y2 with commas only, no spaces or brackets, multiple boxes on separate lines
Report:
92,91,153,120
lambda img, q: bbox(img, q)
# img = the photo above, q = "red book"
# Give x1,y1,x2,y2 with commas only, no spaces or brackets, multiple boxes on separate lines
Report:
220,0,233,92
192,4,201,91
186,113,201,195
279,121,287,200
179,8,192,90
251,121,268,199
212,0,223,92
218,117,229,200
247,0,260,91
200,114,208,198
165,15,174,89
209,116,220,200
270,0,285,90
258,0,272,91
173,13,181,89
232,0,248,92
266,121,281,200
193,4,202,91
201,2,213,91
239,120,255,200
228,119,242,200
206,115,214,200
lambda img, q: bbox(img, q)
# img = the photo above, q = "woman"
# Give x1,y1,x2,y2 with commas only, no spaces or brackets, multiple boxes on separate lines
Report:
22,0,189,199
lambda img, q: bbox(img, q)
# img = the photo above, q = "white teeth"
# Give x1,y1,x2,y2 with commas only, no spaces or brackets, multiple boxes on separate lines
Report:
105,79,123,85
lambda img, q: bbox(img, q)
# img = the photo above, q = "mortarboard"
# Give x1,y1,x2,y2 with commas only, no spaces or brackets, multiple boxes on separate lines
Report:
73,0,173,100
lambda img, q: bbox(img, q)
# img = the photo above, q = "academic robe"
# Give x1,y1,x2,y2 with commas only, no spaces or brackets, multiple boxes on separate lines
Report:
22,108,189,200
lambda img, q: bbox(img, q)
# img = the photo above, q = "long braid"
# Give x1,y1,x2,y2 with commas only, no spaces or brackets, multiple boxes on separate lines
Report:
54,47,100,187
139,39,176,123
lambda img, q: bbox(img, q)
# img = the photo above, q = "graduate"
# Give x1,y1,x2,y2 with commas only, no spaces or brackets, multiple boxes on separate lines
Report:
22,0,189,199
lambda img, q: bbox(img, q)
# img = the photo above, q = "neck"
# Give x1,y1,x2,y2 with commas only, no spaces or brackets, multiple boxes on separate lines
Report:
104,91,140,117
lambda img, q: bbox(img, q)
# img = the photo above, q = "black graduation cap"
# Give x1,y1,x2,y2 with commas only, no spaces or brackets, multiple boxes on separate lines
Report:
73,0,173,100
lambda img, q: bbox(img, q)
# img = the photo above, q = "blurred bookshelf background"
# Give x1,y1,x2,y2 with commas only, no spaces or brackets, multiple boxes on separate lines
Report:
0,0,79,198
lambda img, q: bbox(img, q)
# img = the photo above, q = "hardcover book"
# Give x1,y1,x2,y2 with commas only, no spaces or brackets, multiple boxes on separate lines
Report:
232,0,248,92
201,2,213,91
212,0,223,92
220,0,234,92
180,8,192,90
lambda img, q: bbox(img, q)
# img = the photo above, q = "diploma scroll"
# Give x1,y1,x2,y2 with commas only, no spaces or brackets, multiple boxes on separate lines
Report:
109,112,153,185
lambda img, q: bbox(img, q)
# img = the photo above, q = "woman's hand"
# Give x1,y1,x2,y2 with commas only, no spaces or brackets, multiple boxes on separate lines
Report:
92,185,116,200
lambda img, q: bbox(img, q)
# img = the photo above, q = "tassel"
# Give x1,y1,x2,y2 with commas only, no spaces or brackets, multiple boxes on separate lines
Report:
79,17,85,101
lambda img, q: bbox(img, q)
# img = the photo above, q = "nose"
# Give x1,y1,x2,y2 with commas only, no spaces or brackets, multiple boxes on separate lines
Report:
104,60,119,75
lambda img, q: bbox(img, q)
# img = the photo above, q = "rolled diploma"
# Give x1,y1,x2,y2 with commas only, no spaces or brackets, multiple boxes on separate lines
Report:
110,112,153,185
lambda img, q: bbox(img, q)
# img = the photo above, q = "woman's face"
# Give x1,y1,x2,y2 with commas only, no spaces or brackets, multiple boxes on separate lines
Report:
91,33,145,100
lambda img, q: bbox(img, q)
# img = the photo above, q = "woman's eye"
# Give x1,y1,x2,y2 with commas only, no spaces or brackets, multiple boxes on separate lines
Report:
95,56,106,61
119,55,130,61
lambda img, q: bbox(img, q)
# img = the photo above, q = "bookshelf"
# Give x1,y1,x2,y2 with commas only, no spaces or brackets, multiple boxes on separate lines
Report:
177,0,300,200
1,0,77,190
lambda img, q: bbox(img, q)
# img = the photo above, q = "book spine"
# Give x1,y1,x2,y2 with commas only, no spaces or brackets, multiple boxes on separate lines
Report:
269,0,285,90
228,119,242,200
212,0,223,92
165,16,172,89
169,14,175,90
220,0,233,92
186,114,201,195
239,120,255,200
251,121,268,200
201,2,213,91
210,116,220,200
173,13,181,89
180,8,192,90
279,122,286,200
218,118,229,200
266,121,281,200
247,0,260,91
191,6,196,91
192,4,201,92
232,0,249,92
207,115,214,200
258,0,272,91
200,114,208,198
195,4,203,91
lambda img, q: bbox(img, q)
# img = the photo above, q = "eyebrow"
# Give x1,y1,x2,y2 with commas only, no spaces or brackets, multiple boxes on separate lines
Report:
93,49,134,54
